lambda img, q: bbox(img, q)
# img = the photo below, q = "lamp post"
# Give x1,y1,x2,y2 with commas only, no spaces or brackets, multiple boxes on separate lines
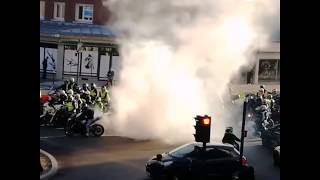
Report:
76,42,83,84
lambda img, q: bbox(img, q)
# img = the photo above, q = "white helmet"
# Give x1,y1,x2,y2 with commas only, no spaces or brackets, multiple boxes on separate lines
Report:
75,94,81,99
70,77,75,83
67,89,74,96
96,97,102,102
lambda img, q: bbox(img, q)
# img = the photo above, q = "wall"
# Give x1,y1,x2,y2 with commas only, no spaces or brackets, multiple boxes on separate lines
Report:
41,0,110,25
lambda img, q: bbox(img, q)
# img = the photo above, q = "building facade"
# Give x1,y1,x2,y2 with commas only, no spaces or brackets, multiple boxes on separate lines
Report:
40,0,120,83
40,0,280,87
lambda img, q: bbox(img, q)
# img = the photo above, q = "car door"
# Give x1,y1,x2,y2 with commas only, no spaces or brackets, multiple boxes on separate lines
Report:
202,148,235,178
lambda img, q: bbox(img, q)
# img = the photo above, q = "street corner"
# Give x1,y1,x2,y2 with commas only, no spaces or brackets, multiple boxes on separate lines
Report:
40,149,58,180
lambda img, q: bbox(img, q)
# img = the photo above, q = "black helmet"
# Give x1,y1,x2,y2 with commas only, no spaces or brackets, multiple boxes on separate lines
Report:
83,83,89,87
226,127,233,133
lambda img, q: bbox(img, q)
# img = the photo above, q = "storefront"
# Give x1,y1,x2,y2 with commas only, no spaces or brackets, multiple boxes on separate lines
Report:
40,20,119,83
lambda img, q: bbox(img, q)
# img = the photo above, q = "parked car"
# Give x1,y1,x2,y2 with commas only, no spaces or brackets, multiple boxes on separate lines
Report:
146,142,255,180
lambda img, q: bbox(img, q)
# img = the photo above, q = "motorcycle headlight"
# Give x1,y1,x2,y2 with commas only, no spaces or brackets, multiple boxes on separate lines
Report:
163,161,173,167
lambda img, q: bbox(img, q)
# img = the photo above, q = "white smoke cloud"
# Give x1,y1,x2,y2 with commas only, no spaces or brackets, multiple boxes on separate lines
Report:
102,0,279,144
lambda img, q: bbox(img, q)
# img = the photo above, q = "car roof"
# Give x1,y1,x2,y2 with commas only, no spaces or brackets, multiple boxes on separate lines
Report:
186,142,235,151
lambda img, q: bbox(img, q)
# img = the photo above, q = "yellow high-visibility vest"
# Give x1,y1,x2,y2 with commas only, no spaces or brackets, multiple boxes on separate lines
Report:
66,101,75,112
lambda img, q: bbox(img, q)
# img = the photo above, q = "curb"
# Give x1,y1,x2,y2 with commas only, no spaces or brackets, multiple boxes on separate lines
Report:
40,149,59,180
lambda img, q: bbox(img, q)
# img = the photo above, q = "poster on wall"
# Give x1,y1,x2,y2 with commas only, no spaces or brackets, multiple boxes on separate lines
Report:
81,50,98,76
40,47,57,73
99,55,110,80
111,56,121,82
63,49,78,75
258,59,278,80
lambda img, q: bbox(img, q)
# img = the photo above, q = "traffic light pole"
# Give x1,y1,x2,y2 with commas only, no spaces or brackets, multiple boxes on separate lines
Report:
239,100,247,166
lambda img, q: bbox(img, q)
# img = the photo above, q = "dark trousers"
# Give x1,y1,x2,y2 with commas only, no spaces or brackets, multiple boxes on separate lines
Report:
42,68,47,79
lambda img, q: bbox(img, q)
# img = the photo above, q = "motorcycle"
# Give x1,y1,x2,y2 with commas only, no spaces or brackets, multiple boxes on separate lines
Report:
65,113,104,137
49,104,72,127
40,102,57,126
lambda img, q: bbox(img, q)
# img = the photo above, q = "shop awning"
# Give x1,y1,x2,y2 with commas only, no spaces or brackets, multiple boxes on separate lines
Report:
40,20,116,42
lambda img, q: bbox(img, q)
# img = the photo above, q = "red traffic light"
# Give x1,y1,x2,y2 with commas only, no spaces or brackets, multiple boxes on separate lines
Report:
202,118,211,125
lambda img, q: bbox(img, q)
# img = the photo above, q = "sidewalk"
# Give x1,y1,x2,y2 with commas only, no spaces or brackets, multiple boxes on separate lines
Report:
40,149,58,180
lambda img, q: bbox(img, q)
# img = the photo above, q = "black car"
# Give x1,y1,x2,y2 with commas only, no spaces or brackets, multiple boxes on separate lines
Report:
146,142,254,180
261,124,280,148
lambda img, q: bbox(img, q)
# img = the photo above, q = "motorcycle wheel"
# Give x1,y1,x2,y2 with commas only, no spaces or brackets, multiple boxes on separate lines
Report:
91,124,104,137
65,123,74,137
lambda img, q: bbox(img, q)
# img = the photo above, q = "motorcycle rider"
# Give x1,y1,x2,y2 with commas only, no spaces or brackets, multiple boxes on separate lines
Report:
67,89,74,98
82,83,89,91
58,90,68,104
66,95,78,116
90,83,98,101
222,127,240,150
68,77,78,91
82,90,92,105
99,85,111,105
95,97,105,112
79,104,95,137
75,94,83,113
260,85,267,94
256,88,266,98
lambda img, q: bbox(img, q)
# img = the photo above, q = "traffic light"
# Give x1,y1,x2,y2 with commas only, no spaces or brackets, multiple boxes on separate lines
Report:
194,115,211,143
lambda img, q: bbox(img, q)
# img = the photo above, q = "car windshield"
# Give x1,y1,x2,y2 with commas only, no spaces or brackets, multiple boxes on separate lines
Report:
168,143,196,158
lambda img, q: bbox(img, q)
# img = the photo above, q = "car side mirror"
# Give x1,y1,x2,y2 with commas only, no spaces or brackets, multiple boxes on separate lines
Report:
156,154,162,161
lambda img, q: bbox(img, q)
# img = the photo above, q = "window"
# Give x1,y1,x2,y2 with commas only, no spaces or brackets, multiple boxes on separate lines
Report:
75,4,93,23
258,59,280,82
203,148,231,159
40,1,45,20
53,2,65,21
168,143,196,158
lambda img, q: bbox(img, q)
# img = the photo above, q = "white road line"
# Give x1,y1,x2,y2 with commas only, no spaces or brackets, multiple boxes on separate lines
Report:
40,134,115,139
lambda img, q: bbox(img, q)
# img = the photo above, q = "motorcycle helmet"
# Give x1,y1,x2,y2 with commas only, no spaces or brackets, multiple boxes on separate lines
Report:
226,127,233,133
96,97,102,102
69,77,75,83
91,83,96,89
60,90,67,97
75,94,81,100
67,89,74,96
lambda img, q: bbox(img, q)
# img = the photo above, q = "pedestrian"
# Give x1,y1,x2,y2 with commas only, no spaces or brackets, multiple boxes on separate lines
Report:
42,56,48,79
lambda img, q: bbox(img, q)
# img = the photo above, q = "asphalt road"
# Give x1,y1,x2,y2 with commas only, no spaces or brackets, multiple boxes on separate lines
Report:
40,127,279,180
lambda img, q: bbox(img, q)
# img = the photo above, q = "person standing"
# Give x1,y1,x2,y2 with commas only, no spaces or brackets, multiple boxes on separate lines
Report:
42,56,48,79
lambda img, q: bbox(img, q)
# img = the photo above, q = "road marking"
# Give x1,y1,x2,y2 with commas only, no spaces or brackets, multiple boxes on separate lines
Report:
40,134,117,139
40,135,66,139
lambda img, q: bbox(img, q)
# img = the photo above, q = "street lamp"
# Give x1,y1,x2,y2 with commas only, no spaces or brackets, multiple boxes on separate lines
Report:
76,42,83,84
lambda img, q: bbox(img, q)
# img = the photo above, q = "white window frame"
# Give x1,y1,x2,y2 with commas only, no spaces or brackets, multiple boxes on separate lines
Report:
75,4,94,23
40,1,45,20
53,2,65,21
